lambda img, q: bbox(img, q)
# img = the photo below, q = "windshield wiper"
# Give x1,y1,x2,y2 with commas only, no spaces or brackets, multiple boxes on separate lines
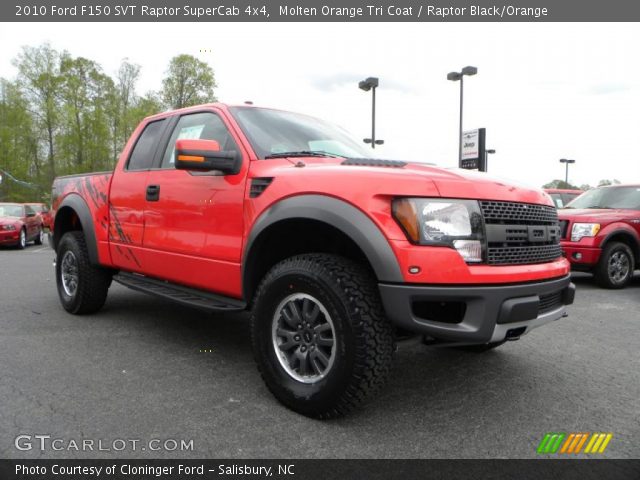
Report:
585,205,612,209
264,150,343,159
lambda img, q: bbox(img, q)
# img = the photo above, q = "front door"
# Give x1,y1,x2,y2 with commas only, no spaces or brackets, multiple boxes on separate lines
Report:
108,118,169,272
142,110,249,298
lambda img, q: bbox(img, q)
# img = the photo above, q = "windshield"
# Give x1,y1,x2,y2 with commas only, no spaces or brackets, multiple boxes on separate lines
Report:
229,107,372,159
0,204,23,217
566,186,640,210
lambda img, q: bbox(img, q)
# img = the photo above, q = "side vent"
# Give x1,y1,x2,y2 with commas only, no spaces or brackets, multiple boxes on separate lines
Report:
249,177,274,198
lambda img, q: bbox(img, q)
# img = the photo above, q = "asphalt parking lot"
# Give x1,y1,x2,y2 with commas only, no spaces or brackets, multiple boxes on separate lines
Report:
1,243,639,459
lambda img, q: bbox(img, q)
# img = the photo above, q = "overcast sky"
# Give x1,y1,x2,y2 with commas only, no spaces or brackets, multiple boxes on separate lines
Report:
1,22,639,188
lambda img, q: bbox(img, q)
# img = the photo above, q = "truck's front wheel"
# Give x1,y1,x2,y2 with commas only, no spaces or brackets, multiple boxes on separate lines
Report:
594,241,634,289
56,232,112,314
251,254,394,418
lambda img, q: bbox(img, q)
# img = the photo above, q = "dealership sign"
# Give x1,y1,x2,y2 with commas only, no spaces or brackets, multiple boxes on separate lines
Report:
460,128,486,171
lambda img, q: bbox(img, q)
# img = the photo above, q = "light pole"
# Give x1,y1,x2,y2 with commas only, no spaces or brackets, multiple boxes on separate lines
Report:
447,66,478,162
359,77,384,149
559,158,576,184
485,149,496,172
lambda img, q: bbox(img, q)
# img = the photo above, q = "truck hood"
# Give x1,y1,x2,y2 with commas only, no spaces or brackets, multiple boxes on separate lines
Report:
258,157,554,206
558,208,639,222
415,166,553,205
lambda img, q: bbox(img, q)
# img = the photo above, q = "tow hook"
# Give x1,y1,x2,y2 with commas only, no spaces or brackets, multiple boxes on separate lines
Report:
506,327,526,341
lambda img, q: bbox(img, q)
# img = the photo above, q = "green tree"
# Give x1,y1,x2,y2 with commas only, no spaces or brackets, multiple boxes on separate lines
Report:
0,78,40,201
161,54,217,109
13,43,62,184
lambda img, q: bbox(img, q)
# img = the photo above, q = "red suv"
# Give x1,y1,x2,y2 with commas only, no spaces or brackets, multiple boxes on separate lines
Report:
558,184,640,288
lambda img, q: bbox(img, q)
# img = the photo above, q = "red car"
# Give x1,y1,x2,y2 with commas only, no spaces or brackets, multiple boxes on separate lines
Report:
50,103,574,417
26,202,53,231
559,184,640,288
544,188,583,209
0,203,45,249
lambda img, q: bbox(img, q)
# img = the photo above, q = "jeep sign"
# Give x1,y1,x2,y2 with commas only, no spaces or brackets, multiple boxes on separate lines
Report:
460,128,486,171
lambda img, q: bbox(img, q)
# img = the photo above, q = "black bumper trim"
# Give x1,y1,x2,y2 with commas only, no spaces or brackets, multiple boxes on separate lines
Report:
379,275,575,343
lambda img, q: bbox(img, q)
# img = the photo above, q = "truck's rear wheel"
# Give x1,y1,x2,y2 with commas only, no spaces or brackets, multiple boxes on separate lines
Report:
56,232,112,314
594,242,634,289
251,254,394,418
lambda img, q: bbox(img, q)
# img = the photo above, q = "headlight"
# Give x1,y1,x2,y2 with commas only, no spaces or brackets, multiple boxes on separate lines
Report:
571,223,600,242
1,224,16,231
392,198,485,263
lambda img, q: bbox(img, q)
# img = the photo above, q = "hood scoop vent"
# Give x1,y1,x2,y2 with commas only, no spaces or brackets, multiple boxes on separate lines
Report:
342,158,406,168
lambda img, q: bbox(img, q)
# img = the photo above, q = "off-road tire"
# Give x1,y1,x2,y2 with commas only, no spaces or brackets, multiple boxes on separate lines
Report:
251,254,394,419
56,231,112,314
594,241,634,289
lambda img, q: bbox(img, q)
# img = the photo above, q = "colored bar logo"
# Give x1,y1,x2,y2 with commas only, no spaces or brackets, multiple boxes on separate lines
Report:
537,432,613,454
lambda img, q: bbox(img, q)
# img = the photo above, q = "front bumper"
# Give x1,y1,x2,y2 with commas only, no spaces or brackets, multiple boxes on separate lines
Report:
561,241,601,269
0,231,20,245
379,275,575,345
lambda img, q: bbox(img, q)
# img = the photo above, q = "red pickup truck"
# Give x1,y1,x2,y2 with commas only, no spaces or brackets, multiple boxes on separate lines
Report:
51,103,574,417
558,184,640,288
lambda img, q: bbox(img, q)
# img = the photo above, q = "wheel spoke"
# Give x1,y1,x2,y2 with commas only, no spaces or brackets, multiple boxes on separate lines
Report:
276,328,299,351
302,299,320,325
314,323,331,334
310,349,330,375
281,307,299,329
316,335,334,348
294,348,310,376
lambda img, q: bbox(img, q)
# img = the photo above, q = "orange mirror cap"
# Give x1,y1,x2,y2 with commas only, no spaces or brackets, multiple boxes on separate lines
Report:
175,138,221,153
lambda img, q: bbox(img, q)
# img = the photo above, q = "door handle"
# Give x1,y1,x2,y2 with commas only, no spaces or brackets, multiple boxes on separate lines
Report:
146,184,160,202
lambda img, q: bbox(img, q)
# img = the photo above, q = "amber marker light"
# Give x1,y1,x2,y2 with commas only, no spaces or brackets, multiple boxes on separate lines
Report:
392,198,419,243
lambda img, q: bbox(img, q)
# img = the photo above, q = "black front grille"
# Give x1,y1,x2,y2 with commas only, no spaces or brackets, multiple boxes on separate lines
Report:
487,244,563,265
481,201,562,265
480,201,558,225
538,291,563,315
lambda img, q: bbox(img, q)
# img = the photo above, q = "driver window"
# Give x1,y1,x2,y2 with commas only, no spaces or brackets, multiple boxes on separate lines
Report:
161,112,238,169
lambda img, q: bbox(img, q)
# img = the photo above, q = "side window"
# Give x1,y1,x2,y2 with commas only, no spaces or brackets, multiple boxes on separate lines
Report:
24,205,34,216
127,119,166,171
160,112,239,169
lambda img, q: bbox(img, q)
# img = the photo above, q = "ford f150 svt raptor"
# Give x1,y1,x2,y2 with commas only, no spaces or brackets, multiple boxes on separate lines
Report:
51,104,575,418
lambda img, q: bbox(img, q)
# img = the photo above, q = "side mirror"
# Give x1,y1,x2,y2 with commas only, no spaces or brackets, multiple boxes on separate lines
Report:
174,139,240,175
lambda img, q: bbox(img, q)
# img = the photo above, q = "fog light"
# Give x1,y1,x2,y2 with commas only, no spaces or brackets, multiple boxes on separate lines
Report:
573,252,582,260
453,240,482,263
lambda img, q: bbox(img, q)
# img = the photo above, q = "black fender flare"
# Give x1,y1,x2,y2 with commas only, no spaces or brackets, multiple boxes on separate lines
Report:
601,228,640,258
242,195,404,297
54,193,100,265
